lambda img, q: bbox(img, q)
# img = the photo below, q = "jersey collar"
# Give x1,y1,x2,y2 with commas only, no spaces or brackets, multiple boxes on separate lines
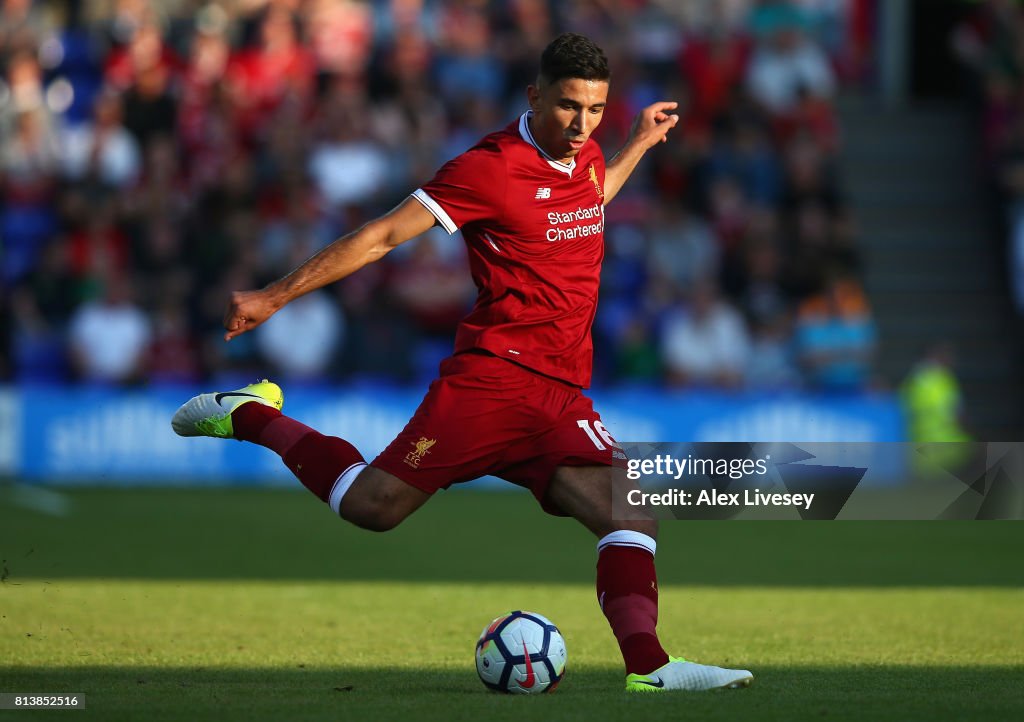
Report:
519,112,576,177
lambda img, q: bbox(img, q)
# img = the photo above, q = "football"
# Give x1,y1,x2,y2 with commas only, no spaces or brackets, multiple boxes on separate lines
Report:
474,610,567,694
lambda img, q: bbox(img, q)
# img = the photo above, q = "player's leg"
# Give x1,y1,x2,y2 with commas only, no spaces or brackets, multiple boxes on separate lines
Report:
228,399,432,530
336,465,431,532
545,465,667,675
546,465,753,692
545,463,656,538
171,380,429,531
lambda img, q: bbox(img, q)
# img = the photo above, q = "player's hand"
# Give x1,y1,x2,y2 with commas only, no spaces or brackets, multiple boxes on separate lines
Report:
223,289,278,341
629,101,680,150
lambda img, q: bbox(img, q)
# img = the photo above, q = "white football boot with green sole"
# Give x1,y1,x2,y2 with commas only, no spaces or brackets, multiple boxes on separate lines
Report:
625,656,753,692
171,380,283,439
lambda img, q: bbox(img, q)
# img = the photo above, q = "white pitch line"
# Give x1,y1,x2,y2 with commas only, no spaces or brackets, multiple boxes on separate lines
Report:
5,484,72,517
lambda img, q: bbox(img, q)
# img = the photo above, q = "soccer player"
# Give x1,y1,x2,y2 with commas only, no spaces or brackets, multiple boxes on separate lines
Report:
173,33,753,692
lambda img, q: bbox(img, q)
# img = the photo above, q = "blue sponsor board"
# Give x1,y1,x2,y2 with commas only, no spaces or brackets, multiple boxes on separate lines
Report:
593,389,905,445
4,385,905,484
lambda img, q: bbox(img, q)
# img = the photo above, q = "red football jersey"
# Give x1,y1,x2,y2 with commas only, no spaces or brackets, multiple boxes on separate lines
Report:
412,113,607,387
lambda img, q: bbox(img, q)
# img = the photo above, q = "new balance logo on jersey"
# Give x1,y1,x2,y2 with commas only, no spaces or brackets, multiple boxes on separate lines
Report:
535,187,551,199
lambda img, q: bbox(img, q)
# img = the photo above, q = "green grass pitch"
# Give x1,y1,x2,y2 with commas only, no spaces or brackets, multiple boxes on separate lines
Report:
2,486,1023,721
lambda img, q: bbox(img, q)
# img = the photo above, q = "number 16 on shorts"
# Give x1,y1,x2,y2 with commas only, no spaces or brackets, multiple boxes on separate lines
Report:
577,419,618,450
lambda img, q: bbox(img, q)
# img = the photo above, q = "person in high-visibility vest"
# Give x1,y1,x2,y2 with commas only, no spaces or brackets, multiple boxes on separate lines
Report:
902,342,972,474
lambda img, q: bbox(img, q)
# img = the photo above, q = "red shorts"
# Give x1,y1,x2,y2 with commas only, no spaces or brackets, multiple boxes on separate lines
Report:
372,352,618,515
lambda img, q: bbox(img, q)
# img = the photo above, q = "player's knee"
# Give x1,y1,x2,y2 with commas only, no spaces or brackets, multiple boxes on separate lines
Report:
339,490,411,532
361,505,408,532
336,466,429,532
340,501,403,532
353,515,401,533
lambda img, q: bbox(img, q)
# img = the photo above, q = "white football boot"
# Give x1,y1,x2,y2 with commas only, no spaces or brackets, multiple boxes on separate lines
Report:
171,380,283,438
625,656,753,692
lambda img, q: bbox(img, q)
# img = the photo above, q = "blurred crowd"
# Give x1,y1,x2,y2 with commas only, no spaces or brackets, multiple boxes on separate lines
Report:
952,0,1024,318
0,0,878,393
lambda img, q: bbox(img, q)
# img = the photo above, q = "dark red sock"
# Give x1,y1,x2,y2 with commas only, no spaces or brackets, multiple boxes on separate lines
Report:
596,545,669,675
232,403,364,503
232,402,284,444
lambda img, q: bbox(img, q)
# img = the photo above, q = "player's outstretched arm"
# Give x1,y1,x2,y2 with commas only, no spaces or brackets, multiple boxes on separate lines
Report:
223,196,436,341
603,101,679,205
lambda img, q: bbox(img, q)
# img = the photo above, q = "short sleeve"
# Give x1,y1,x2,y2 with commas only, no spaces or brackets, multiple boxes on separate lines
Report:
412,144,507,234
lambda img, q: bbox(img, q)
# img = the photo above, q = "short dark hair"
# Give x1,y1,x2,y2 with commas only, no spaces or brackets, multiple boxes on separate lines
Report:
539,33,610,85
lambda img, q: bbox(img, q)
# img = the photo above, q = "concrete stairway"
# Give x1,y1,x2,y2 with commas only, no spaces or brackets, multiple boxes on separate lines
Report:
838,98,1022,438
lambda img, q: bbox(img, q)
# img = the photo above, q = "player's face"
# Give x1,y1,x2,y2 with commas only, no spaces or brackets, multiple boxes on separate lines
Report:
527,77,609,163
